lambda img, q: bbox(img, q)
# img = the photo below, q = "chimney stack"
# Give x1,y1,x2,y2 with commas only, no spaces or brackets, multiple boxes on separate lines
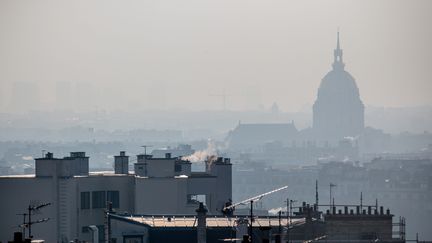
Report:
196,202,208,243
114,151,129,174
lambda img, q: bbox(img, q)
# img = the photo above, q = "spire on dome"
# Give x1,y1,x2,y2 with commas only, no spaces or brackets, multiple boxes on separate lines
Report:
332,31,345,70
336,31,340,50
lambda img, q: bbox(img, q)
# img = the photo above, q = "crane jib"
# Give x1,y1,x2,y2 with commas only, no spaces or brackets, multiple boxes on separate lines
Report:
223,186,288,211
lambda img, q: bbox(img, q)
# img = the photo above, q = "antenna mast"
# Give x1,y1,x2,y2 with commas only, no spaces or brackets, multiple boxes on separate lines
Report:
315,180,319,210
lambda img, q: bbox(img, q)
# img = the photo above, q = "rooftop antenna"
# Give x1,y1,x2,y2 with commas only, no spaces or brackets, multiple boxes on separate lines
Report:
141,145,152,177
141,145,152,156
329,183,337,210
315,180,319,210
360,192,363,212
19,202,51,239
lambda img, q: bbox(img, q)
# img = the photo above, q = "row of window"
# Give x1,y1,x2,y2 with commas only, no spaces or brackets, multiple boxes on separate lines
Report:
81,190,120,209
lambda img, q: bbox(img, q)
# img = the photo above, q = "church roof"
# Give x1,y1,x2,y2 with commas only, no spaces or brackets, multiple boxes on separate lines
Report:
315,32,362,103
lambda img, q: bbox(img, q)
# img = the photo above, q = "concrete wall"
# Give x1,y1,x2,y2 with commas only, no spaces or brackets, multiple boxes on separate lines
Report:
325,214,393,241
77,175,135,242
208,162,232,214
187,177,217,213
135,159,176,178
135,177,196,214
146,159,175,177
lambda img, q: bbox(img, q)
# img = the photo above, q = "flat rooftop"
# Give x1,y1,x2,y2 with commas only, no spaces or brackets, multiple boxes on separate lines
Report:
117,215,305,228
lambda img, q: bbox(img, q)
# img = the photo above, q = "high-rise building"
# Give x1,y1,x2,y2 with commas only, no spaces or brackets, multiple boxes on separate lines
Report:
313,32,364,140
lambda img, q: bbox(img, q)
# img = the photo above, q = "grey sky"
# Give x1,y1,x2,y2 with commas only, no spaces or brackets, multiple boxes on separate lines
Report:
0,0,431,112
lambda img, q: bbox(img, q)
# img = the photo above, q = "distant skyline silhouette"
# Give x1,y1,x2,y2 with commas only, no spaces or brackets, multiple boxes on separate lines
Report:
0,0,431,113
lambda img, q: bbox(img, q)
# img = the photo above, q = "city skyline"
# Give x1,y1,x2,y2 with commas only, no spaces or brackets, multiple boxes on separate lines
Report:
1,0,432,113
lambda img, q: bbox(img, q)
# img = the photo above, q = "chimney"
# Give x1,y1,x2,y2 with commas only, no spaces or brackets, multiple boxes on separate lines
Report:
114,151,129,174
380,206,384,215
45,152,53,159
13,232,23,242
344,206,348,214
165,153,171,159
196,202,208,243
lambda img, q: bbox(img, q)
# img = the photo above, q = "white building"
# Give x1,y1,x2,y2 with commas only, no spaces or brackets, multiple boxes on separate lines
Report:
0,151,232,242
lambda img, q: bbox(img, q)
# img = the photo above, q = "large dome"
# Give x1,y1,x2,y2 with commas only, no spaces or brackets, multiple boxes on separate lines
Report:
317,69,361,103
313,33,364,140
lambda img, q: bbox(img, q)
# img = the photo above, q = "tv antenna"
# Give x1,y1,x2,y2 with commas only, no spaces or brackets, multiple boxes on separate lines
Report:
18,202,51,239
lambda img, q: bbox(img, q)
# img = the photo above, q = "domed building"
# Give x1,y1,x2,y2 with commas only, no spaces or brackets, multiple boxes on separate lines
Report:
313,32,364,140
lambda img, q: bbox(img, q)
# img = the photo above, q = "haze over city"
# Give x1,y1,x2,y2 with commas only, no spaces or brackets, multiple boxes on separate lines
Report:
1,0,431,113
1,1,432,243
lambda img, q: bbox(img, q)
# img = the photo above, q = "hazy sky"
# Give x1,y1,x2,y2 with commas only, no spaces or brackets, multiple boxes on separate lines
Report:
0,0,431,112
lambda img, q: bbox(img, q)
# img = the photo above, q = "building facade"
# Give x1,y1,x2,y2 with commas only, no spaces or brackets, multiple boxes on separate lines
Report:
0,151,232,242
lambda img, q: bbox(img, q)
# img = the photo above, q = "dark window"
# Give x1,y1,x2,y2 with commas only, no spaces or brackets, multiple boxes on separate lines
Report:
92,191,106,209
174,164,182,172
82,226,90,233
81,192,90,209
107,191,120,208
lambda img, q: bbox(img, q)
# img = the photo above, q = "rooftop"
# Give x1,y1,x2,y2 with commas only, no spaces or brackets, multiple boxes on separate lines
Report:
116,215,306,228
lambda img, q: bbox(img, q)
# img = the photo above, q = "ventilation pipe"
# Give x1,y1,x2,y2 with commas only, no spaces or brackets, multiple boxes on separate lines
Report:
88,225,99,243
196,202,208,243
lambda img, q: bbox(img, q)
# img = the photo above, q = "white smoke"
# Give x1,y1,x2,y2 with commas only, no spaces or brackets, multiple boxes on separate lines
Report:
268,206,287,215
182,139,218,163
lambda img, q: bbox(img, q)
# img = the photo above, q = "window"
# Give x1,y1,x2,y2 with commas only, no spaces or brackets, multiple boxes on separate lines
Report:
92,191,106,209
107,191,120,208
187,194,206,205
124,235,143,243
82,226,90,233
81,192,90,209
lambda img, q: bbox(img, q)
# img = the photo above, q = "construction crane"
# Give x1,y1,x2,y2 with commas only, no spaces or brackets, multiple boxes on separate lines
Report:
209,89,231,111
223,186,288,243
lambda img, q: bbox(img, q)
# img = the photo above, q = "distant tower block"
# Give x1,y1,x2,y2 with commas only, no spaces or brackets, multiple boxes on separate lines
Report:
114,151,129,174
312,32,364,139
